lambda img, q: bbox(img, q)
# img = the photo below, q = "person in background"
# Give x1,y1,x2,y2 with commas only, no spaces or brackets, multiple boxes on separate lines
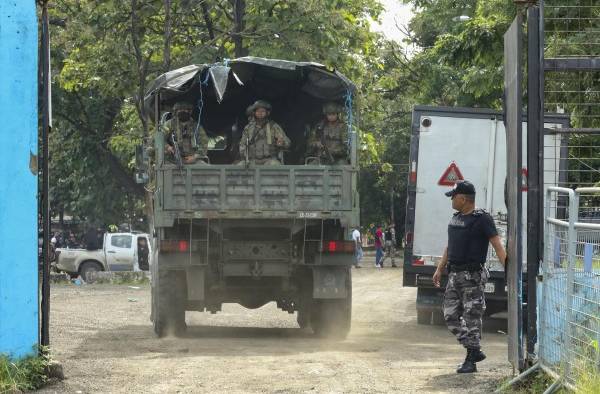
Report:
137,237,150,271
66,232,80,249
84,226,100,250
382,223,397,268
375,225,384,268
351,226,363,268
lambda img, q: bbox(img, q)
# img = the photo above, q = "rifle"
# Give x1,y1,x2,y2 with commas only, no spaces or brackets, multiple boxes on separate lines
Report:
168,130,184,170
316,124,335,164
245,132,250,167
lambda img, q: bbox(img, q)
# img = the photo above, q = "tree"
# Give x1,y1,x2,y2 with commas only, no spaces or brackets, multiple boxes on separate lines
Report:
47,0,385,226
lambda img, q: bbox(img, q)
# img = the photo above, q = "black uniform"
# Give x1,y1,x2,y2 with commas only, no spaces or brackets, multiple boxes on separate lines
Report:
443,209,497,350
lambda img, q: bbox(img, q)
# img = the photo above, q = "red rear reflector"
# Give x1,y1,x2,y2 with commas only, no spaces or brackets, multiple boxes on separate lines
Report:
161,240,190,253
328,241,337,252
322,240,355,253
178,240,189,252
410,171,417,183
412,258,424,266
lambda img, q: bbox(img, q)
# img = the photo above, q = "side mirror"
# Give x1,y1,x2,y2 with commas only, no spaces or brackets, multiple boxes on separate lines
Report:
135,144,149,184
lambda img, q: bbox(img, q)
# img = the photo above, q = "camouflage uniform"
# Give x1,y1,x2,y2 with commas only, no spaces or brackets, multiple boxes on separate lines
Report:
162,102,209,163
307,102,348,165
443,262,489,350
239,101,291,165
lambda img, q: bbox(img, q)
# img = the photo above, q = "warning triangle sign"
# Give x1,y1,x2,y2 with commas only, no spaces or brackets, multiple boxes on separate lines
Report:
438,162,464,186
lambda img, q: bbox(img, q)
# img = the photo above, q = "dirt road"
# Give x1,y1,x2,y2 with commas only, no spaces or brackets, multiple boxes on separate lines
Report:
41,265,511,393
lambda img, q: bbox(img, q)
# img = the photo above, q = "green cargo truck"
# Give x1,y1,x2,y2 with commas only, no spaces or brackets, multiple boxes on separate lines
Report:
138,58,359,338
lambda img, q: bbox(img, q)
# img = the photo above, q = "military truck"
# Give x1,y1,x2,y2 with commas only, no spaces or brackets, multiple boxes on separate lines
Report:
138,57,359,338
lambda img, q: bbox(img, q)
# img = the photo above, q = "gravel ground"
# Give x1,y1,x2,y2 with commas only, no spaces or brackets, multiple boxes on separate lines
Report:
40,261,512,393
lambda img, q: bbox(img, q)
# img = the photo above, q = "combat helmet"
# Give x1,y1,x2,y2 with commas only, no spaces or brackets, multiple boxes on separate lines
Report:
249,100,272,113
322,102,342,115
173,101,194,111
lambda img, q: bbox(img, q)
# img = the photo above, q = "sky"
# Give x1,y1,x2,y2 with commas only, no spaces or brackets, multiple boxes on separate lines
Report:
371,0,415,43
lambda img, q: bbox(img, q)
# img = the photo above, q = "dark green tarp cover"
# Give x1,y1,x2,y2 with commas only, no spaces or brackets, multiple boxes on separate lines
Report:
143,57,356,121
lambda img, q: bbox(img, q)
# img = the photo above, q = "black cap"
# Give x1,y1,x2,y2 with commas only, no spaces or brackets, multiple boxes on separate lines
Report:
445,180,476,197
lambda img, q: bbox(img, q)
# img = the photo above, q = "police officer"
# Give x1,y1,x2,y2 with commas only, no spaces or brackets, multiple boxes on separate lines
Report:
163,101,209,164
307,102,348,165
239,100,291,165
432,180,507,373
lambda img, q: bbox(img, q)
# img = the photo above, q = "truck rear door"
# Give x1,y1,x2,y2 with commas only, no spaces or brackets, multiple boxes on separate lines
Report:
405,107,566,282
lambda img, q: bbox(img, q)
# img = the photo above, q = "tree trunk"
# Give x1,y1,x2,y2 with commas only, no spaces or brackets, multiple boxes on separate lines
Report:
232,0,247,57
131,0,149,137
163,0,172,72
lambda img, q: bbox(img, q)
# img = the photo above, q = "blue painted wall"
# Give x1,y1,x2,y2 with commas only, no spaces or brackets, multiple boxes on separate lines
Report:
0,2,39,359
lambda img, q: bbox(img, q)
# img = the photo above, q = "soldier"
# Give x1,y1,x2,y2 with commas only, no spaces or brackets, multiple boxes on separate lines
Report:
307,102,348,165
432,180,507,373
163,101,209,165
239,100,291,165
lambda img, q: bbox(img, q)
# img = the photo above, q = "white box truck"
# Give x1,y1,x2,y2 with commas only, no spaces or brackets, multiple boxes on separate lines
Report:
403,106,569,324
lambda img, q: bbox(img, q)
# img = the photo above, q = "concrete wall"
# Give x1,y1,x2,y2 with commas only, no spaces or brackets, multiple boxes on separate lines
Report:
0,2,39,358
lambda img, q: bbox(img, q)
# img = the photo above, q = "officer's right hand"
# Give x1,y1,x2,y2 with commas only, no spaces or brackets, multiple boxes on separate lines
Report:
433,269,442,288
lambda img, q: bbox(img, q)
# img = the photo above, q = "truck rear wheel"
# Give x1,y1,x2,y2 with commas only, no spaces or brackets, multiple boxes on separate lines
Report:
153,270,187,337
310,270,352,339
297,307,311,329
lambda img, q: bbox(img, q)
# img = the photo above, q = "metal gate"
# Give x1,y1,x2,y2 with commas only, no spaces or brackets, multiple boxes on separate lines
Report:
504,13,525,372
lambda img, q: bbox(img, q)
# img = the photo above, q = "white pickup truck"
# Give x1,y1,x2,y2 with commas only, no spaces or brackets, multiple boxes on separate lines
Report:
55,232,152,281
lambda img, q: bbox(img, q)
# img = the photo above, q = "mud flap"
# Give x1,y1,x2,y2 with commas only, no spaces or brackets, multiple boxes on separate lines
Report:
186,266,205,301
312,267,348,299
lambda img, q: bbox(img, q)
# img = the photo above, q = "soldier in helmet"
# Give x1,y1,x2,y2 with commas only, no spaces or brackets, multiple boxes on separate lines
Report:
306,102,348,165
239,100,291,165
163,101,209,164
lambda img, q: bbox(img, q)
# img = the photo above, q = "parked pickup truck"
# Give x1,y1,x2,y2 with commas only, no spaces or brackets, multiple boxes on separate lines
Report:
55,232,152,281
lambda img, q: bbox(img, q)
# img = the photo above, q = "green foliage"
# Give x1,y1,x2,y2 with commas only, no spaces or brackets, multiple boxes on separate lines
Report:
0,347,51,392
356,0,518,231
47,0,386,226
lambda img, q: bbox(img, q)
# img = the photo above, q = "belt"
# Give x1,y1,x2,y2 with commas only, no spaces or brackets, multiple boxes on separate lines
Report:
448,262,483,272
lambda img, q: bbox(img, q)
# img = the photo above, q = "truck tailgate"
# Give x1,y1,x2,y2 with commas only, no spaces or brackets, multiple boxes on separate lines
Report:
160,165,355,212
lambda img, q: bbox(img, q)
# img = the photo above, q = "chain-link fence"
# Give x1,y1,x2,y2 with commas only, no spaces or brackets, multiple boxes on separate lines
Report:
540,187,600,390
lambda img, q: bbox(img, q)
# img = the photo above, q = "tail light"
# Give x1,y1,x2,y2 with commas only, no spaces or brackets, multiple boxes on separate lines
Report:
160,239,190,253
410,161,417,183
405,232,413,246
321,240,355,253
412,258,425,266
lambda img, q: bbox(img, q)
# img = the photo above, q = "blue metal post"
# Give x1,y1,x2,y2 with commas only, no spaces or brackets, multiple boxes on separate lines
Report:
0,1,39,358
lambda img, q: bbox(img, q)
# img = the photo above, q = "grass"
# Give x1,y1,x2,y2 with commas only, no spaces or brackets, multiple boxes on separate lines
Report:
498,363,600,394
573,366,600,394
0,347,51,393
497,371,561,394
111,274,150,285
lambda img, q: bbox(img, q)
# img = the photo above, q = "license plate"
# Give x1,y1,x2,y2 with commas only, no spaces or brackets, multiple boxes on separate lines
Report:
298,212,319,218
485,282,495,293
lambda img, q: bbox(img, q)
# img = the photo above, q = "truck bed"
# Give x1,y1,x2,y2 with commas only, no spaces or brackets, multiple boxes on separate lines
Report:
158,164,356,215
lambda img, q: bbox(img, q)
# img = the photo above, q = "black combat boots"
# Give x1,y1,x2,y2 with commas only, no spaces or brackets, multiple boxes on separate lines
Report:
456,348,486,373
